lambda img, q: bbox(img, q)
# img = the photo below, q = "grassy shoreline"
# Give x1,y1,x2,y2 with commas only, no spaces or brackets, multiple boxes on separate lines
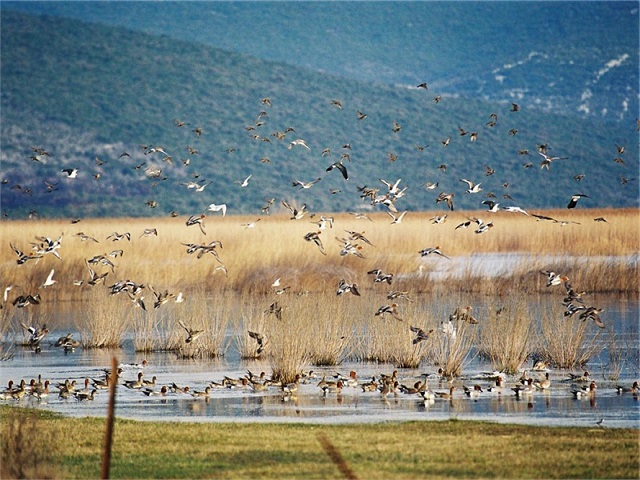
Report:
1,406,638,479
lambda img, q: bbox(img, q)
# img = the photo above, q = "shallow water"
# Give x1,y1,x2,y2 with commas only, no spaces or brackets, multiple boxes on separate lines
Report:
1,294,638,428
1,339,638,429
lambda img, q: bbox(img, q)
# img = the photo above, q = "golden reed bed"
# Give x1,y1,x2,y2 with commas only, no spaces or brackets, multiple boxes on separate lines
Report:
1,208,637,296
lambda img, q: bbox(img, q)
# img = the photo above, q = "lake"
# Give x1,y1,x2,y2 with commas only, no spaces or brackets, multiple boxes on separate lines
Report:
1,295,638,429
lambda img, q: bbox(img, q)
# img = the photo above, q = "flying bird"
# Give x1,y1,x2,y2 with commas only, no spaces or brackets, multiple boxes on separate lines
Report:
419,246,450,260
436,192,455,211
303,231,327,255
326,161,348,180
374,303,403,321
248,331,267,355
281,201,307,220
292,178,321,189
41,269,56,288
387,210,408,225
336,279,361,296
502,206,529,216
207,203,227,216
460,179,482,194
288,139,310,150
567,194,589,209
186,214,206,235
178,319,205,343
235,175,252,187
410,326,434,344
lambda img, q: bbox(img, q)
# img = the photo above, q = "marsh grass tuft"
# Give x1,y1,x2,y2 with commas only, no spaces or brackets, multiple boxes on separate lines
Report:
0,306,15,360
1,408,60,479
478,301,535,374
537,304,603,369
174,293,233,359
431,318,477,378
264,299,312,384
307,297,358,366
76,291,129,348
132,309,160,353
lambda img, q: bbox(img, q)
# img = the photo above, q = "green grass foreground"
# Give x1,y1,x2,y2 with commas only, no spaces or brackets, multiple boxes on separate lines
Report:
1,407,638,479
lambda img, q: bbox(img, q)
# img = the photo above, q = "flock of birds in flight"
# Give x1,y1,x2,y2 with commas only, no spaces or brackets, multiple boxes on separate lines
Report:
3,78,637,411
8,79,638,226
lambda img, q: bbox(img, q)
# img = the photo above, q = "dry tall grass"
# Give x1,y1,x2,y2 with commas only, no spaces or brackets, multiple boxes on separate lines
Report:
537,303,603,369
305,297,358,366
1,408,60,479
75,291,129,348
478,301,535,374
1,209,637,299
354,298,434,368
262,298,313,384
430,318,478,378
0,306,14,360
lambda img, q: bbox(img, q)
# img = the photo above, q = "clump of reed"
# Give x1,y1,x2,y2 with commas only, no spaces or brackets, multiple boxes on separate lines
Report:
603,327,638,381
478,301,535,374
173,290,234,359
306,296,358,366
1,407,60,479
132,308,161,353
262,298,312,384
604,333,625,381
430,316,478,378
353,297,434,367
75,291,129,348
537,303,603,369
0,306,14,360
235,298,269,359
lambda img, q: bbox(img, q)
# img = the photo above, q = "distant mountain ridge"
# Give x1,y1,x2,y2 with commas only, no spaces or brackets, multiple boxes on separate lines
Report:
4,1,638,123
1,10,638,219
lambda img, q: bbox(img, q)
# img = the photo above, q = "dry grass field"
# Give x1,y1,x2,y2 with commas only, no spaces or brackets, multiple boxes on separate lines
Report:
1,208,637,295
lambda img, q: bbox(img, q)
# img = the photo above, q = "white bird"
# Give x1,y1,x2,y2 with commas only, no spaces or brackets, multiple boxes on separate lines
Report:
482,200,500,213
194,182,211,193
460,179,482,194
242,219,260,229
538,151,568,170
292,178,321,189
3,285,16,303
502,206,529,216
41,269,56,288
387,210,408,225
235,175,252,187
207,203,227,216
61,168,78,178
174,292,184,303
380,178,403,195
288,139,310,150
